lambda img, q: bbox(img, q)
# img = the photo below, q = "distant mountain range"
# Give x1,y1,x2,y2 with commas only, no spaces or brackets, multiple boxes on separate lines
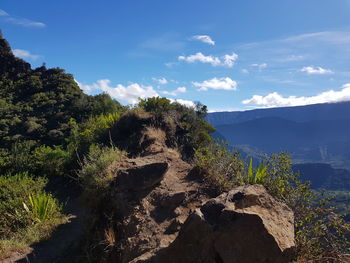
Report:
293,163,350,190
208,101,350,126
208,102,350,170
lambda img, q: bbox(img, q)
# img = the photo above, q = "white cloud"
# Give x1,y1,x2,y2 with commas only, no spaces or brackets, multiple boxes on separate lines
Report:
169,98,195,108
193,77,237,91
300,66,333,75
223,53,238,67
178,52,238,68
191,35,215,45
161,87,187,96
177,87,186,93
12,49,40,60
77,79,159,104
242,84,350,107
251,63,267,70
241,69,249,74
0,9,45,28
179,52,221,66
152,77,168,85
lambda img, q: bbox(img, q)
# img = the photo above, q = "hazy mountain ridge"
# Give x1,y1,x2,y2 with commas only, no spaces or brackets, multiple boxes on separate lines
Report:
207,101,350,126
209,103,350,170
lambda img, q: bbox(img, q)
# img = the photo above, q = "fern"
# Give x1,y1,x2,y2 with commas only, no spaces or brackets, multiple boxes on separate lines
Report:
246,159,268,184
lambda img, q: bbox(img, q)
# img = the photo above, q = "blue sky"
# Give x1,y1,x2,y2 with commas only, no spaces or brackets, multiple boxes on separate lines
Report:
1,0,350,111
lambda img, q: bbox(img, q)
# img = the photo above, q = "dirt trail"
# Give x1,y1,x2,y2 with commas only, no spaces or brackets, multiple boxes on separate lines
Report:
2,126,208,263
107,128,210,262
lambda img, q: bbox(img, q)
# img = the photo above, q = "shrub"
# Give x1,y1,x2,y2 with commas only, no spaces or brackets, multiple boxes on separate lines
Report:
0,173,46,237
0,173,64,253
195,141,245,192
138,97,173,115
32,145,70,177
78,145,125,198
68,112,121,157
138,97,215,157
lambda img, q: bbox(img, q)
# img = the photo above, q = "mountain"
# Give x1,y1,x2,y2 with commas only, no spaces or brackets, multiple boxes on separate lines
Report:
208,103,350,169
207,101,350,126
293,163,350,190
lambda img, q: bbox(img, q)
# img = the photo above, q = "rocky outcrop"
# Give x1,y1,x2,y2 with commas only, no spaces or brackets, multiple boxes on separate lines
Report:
131,185,295,263
115,162,169,191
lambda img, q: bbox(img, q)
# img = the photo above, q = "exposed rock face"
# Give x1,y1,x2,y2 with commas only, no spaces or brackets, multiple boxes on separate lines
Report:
115,162,169,191
131,185,295,263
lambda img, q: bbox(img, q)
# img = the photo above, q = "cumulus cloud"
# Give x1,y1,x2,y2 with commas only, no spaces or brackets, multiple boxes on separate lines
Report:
193,77,237,91
191,35,215,45
178,52,238,68
300,66,333,75
169,98,195,108
152,77,168,85
13,49,40,60
223,53,238,67
242,84,350,107
77,79,159,104
0,9,45,28
161,87,187,96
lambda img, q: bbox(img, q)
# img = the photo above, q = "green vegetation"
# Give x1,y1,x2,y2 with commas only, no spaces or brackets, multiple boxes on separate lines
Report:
247,157,268,184
138,97,215,153
23,193,61,222
78,145,125,203
195,141,350,261
0,34,125,257
0,173,65,258
1,32,349,262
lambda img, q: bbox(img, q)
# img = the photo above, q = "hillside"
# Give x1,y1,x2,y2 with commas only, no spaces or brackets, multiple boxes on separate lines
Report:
0,33,123,149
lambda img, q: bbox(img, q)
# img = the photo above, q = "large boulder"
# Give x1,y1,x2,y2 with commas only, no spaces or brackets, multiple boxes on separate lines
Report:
131,184,295,263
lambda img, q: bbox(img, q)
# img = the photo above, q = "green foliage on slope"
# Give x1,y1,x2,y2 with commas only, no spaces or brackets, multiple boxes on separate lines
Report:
0,173,65,258
0,36,123,149
0,33,124,257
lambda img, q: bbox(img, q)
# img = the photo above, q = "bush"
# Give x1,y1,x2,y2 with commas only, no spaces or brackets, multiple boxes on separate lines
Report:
78,145,125,198
195,141,245,192
195,142,350,261
0,173,47,237
32,145,70,177
68,112,121,157
138,97,215,156
0,173,65,258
